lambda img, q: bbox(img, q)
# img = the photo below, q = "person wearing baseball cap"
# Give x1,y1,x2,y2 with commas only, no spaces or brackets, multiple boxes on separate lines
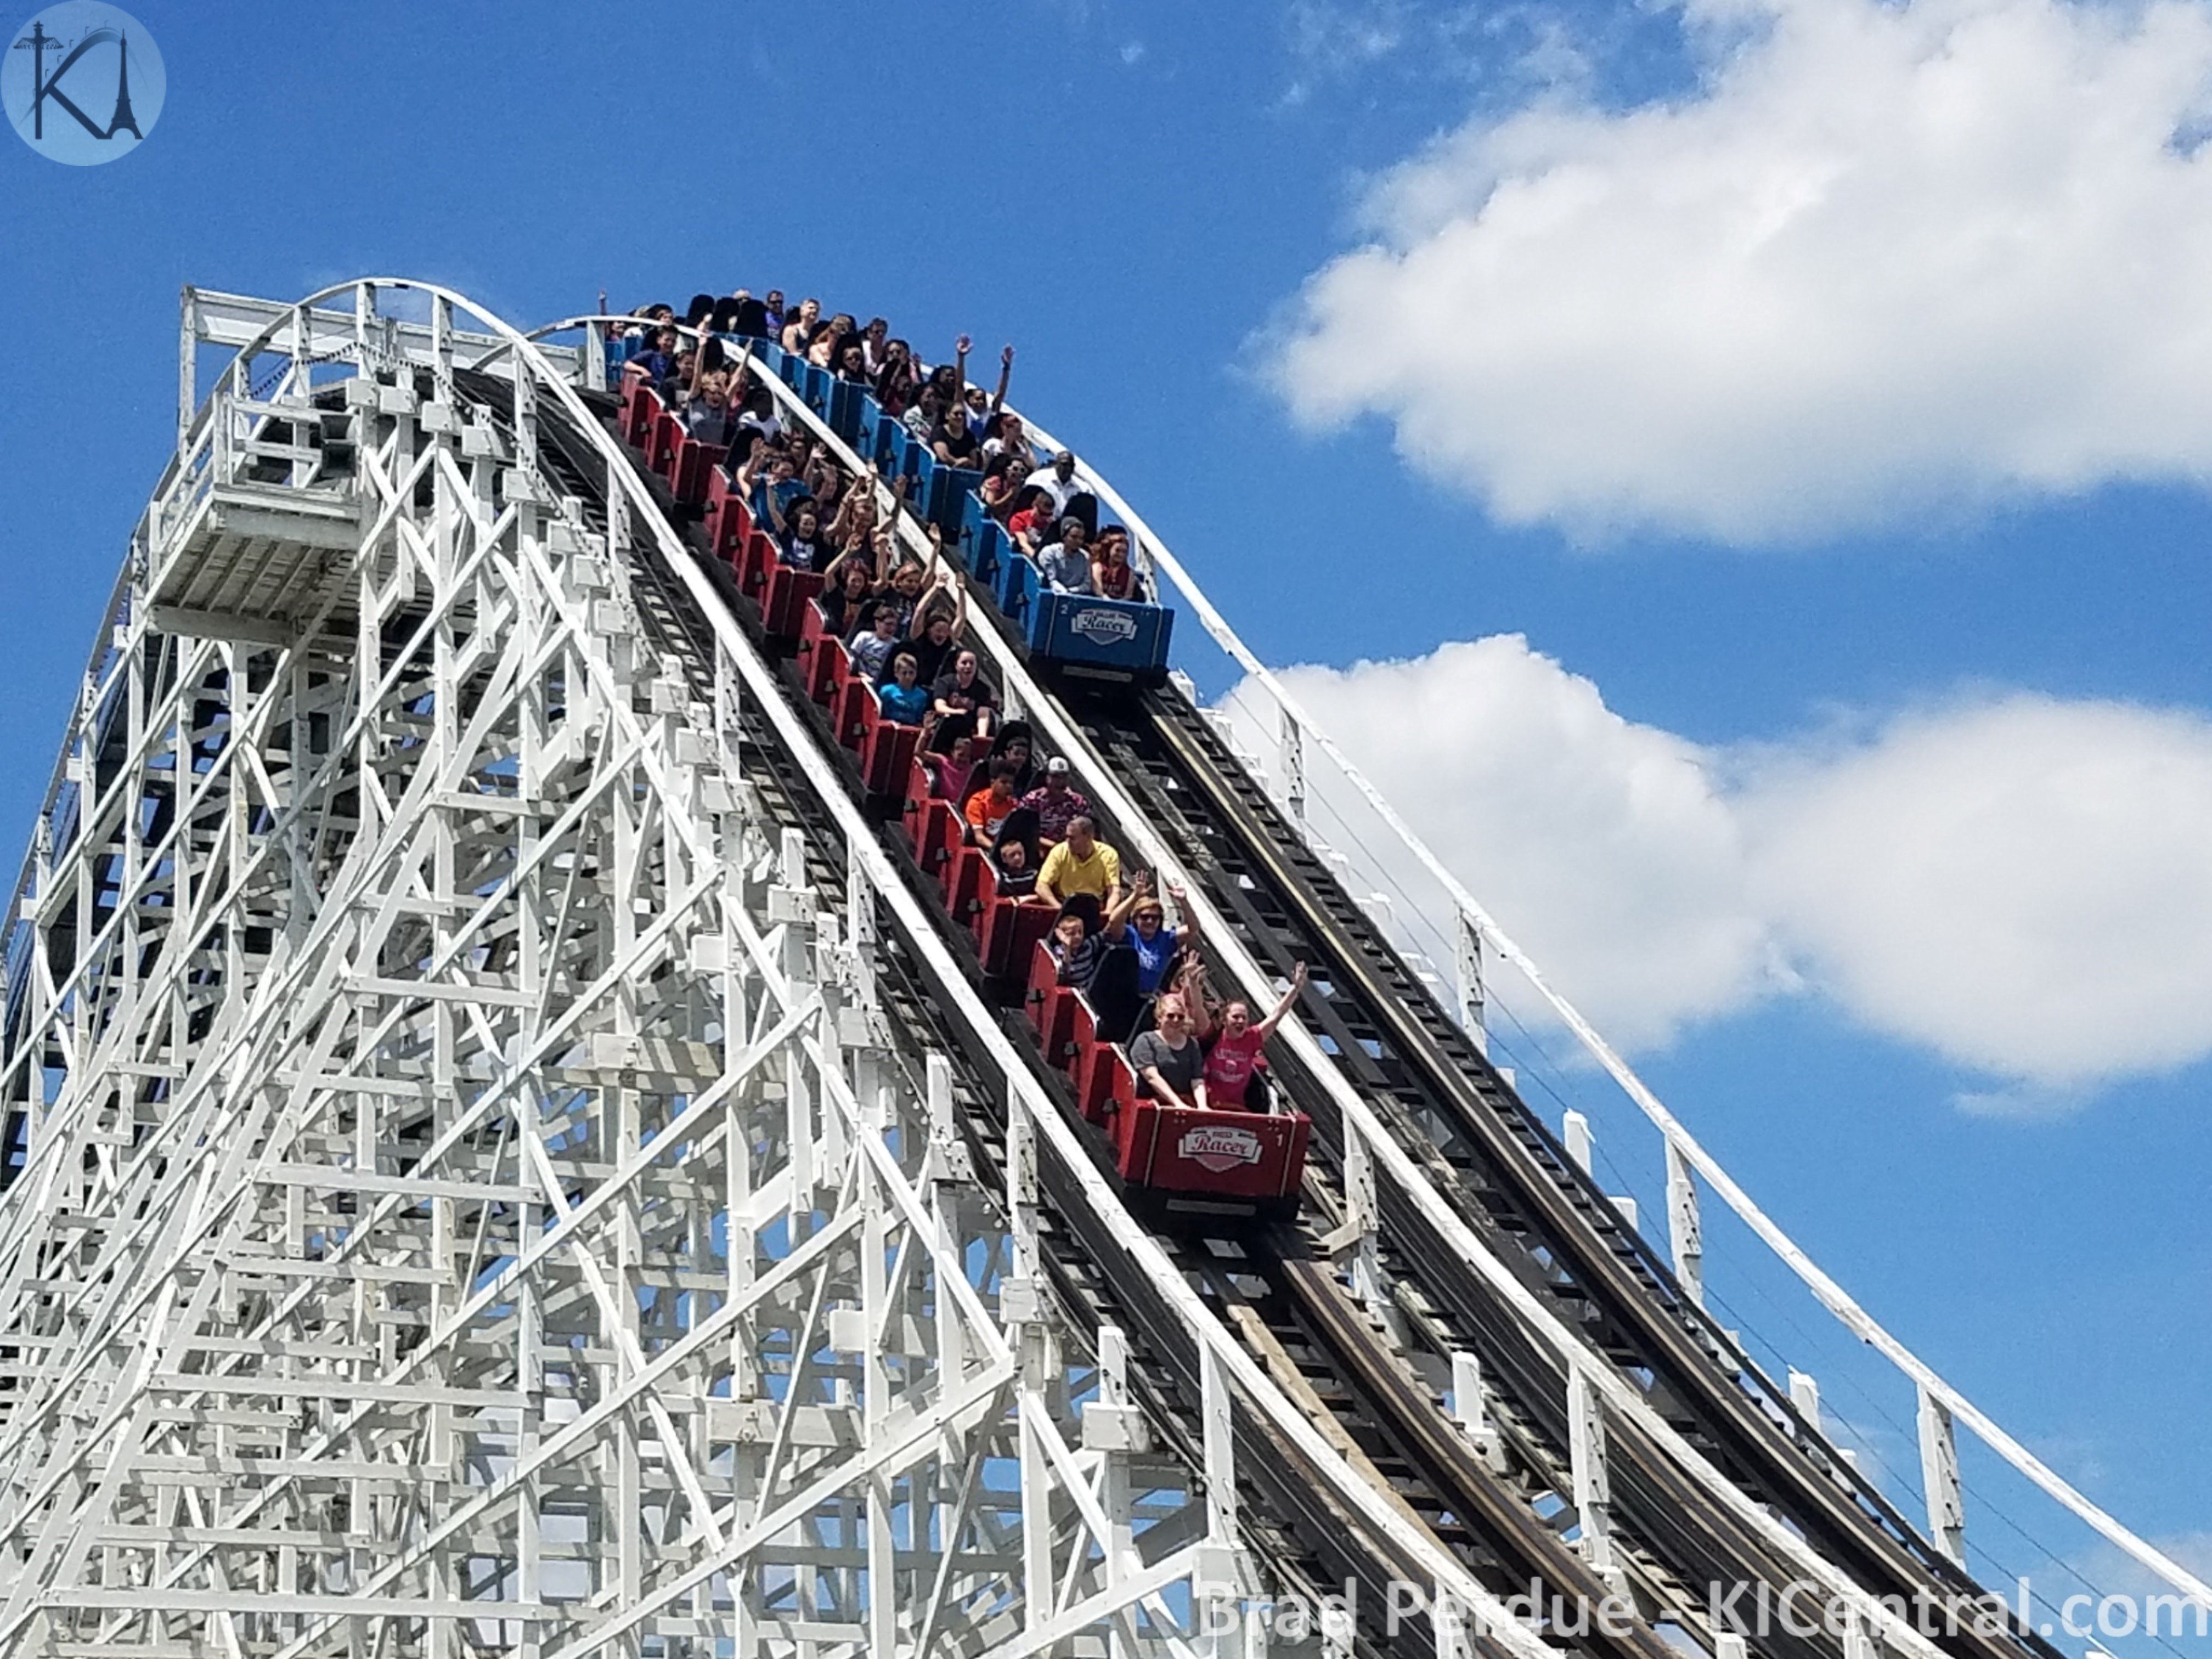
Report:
1019,755,1091,848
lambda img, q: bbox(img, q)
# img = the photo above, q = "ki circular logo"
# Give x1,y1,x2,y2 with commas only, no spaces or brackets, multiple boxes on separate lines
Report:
3,2,163,165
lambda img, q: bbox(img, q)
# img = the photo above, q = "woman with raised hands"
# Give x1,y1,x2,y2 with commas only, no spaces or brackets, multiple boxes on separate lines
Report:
1195,963,1307,1114
929,648,998,753
874,338,922,417
781,501,830,573
818,551,878,639
826,481,879,554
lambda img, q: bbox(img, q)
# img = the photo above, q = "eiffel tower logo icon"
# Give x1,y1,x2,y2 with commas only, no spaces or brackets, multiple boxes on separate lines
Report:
11,19,143,144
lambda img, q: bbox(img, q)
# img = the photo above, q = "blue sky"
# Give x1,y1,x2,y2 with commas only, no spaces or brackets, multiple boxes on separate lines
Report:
1,0,2205,1628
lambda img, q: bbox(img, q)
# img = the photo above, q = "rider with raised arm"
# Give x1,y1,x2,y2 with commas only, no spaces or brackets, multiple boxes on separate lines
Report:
1196,964,1307,1113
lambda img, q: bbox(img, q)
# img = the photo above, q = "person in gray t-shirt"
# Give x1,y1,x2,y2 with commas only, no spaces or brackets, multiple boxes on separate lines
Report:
1127,992,1204,1108
1039,518,1094,595
849,607,901,683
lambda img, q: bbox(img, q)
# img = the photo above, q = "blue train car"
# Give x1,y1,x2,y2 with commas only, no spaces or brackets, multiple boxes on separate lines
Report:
1030,591,1173,675
681,323,1180,682
966,492,1173,680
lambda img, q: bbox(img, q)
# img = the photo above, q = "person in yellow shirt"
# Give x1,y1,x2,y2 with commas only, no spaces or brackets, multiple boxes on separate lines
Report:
1035,816,1123,927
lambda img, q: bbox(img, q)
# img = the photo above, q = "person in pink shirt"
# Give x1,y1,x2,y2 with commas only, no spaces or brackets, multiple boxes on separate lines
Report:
1196,963,1307,1113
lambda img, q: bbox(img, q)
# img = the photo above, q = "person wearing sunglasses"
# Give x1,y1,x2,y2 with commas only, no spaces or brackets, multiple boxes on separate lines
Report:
1123,870,1199,1000
1127,992,1211,1110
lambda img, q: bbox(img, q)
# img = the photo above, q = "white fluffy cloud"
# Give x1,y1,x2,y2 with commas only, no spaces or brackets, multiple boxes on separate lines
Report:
1745,696,2212,1085
1228,638,2212,1099
1222,638,1778,1049
1269,0,2212,543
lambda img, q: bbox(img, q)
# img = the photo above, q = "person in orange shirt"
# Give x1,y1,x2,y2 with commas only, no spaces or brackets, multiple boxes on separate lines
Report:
963,758,1023,845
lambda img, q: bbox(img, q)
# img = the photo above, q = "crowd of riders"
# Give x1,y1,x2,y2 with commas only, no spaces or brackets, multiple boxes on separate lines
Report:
612,287,1301,1116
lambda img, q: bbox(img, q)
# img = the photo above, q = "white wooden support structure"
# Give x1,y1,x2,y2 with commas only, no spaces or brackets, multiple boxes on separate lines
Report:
1918,1383,1967,1565
1451,1349,1506,1471
1790,1368,1835,1477
0,283,1256,1659
1321,1601,1356,1659
1435,1579,1471,1659
1559,1110,1638,1227
1455,909,1488,1057
1564,1109,1594,1176
1844,1604,1882,1659
1334,1124,1395,1338
1790,1368,1821,1428
1082,1325,1149,1659
1666,1138,1704,1307
13,275,2202,1659
7,280,1672,1659
1567,1368,1625,1595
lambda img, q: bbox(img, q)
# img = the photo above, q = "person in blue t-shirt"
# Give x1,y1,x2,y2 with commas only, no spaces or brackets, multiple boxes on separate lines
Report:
1125,870,1199,999
629,324,681,390
879,651,930,726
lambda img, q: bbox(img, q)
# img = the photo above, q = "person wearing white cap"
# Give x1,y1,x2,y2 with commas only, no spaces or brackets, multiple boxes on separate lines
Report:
1018,756,1091,847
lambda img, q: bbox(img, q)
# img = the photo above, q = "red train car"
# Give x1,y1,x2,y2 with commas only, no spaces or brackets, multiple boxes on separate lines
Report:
627,366,1310,1224
1023,940,1309,1222
1113,1099,1309,1218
